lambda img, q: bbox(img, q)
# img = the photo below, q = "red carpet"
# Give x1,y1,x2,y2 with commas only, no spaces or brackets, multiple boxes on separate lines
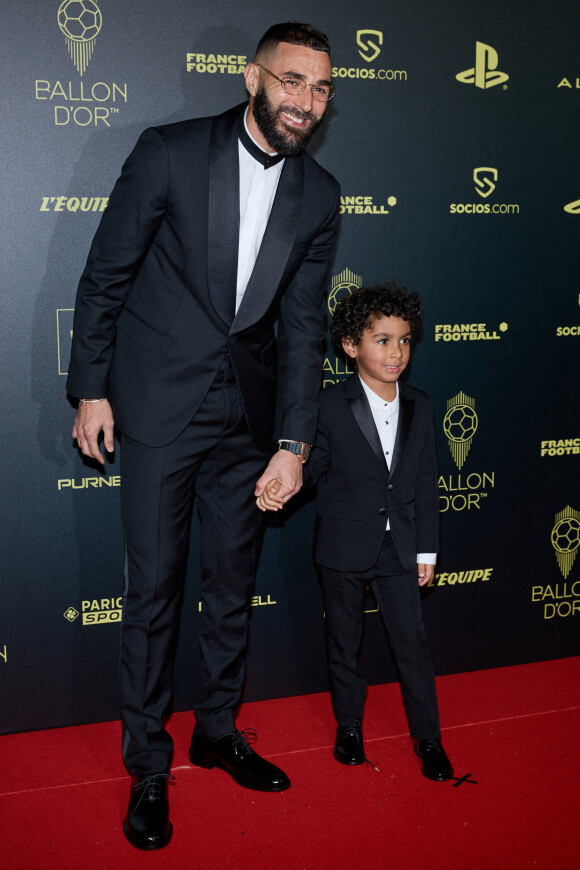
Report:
1,658,579,869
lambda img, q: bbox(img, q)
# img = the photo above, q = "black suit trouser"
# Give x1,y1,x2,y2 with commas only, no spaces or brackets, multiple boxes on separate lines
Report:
119,359,268,775
319,532,441,739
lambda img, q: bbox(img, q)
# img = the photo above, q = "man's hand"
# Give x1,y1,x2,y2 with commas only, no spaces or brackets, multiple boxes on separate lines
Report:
72,399,115,466
418,563,435,587
255,449,303,504
256,479,285,512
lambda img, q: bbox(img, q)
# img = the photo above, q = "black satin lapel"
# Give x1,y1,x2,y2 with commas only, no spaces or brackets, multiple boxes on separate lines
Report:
349,394,388,470
390,391,414,476
208,109,240,326
230,155,303,335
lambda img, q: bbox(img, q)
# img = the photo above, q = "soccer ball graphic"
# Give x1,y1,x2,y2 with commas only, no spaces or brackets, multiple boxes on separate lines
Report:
328,282,357,315
443,404,478,443
58,0,102,42
551,517,580,554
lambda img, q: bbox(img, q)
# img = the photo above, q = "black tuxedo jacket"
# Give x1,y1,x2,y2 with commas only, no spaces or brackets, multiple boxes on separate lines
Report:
67,103,340,450
304,374,439,573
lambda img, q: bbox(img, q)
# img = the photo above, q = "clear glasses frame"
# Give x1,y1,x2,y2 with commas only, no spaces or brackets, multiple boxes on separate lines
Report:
257,64,336,102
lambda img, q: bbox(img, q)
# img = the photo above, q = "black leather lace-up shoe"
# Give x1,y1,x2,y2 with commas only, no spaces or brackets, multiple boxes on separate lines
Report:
123,772,174,850
189,729,290,792
334,720,366,766
413,738,453,781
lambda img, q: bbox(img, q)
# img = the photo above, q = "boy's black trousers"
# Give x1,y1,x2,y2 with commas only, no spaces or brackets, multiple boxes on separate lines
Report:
319,531,441,738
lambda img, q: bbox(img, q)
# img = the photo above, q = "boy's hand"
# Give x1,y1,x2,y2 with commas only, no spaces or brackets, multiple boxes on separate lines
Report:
418,563,434,587
255,449,303,503
256,479,285,512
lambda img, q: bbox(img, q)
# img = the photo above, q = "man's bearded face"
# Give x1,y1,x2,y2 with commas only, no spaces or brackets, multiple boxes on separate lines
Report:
251,82,324,156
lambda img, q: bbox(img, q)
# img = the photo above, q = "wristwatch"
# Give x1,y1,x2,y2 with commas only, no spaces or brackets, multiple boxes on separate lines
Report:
278,440,311,464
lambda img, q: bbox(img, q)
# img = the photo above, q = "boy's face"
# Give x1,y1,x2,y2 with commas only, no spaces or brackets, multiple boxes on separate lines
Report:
342,314,411,398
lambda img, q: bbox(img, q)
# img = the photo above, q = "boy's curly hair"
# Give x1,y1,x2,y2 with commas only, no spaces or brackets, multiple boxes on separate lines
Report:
330,282,422,355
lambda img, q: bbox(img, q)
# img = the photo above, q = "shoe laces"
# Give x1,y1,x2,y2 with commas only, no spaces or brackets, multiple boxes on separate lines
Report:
226,728,258,757
340,722,379,772
132,773,175,807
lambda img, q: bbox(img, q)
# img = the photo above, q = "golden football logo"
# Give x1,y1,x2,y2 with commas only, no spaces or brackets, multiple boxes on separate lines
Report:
58,0,102,77
328,268,362,315
551,506,580,579
443,392,478,470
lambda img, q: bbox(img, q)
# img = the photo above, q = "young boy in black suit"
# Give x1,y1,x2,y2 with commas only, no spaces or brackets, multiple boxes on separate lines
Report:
257,283,452,780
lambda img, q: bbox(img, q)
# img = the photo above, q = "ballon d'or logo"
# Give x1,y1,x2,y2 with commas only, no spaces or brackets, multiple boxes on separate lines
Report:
58,0,102,77
443,392,478,470
328,268,362,315
551,507,580,579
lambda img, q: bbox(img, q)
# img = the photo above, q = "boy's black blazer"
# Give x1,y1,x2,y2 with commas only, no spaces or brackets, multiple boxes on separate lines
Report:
305,374,439,573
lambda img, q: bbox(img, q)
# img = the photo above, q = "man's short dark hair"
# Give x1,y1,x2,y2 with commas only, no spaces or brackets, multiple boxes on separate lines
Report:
331,282,423,355
255,22,331,58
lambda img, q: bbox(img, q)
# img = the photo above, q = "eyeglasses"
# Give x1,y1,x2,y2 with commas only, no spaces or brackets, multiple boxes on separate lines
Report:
257,64,335,102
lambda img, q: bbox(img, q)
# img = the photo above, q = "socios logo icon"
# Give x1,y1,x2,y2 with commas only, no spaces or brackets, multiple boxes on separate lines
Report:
356,30,383,63
551,506,580,579
443,391,478,470
58,0,102,77
564,197,580,214
474,167,498,199
457,42,508,90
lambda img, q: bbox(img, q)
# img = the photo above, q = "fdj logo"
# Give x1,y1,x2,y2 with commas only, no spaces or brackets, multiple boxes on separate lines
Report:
443,392,478,470
58,0,102,77
356,30,383,63
551,506,580,579
474,167,498,199
456,42,508,90
328,268,362,315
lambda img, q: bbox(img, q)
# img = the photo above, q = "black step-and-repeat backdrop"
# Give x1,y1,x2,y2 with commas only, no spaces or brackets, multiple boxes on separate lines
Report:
1,0,579,734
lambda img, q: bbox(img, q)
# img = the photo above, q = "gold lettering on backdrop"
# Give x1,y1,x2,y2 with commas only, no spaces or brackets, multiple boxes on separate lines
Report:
35,80,128,127
57,476,121,490
427,569,493,587
541,439,580,457
198,595,276,612
531,582,580,620
0,646,6,663
339,195,396,215
438,473,495,513
186,53,247,74
435,323,508,342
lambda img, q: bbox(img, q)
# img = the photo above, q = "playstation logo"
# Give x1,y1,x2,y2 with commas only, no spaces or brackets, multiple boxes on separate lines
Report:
564,198,580,214
457,41,509,90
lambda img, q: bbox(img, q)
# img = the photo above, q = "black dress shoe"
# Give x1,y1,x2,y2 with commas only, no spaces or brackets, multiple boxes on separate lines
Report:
334,720,365,765
189,729,290,792
123,773,173,850
413,738,453,781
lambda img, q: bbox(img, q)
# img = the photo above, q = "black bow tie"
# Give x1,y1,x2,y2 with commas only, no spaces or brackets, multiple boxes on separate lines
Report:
237,113,285,169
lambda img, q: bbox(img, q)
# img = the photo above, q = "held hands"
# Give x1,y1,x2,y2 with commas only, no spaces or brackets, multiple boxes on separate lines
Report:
72,399,115,465
255,449,303,511
256,478,284,512
418,563,434,587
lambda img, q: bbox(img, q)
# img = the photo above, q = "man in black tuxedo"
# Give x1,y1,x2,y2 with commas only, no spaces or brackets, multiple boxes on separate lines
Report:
67,22,339,850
